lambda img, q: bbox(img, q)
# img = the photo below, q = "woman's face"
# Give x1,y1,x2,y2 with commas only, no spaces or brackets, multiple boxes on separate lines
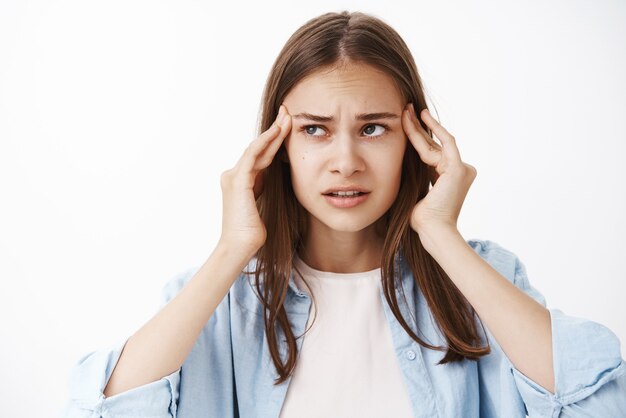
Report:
282,63,407,237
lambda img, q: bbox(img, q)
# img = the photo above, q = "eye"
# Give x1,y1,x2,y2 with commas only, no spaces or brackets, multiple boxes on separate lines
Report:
300,123,390,139
302,125,326,137
362,123,388,138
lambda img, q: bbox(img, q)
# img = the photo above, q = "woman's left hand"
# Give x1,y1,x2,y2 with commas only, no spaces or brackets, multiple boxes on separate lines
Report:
401,102,477,234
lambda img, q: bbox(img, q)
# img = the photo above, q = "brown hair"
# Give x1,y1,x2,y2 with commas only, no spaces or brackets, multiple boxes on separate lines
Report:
247,10,490,385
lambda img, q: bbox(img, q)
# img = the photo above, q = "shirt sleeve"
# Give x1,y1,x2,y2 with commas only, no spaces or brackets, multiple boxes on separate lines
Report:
476,239,626,417
61,266,200,418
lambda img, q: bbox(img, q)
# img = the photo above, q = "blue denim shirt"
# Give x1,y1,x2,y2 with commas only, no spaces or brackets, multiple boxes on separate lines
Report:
62,238,626,417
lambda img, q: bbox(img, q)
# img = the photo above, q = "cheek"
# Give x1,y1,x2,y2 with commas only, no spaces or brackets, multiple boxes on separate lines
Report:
289,164,320,207
285,136,315,165
289,152,315,183
373,139,405,163
288,152,324,201
387,140,407,176
285,145,303,168
284,134,304,162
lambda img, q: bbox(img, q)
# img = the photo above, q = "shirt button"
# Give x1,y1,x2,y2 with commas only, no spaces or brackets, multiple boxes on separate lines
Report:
406,350,416,360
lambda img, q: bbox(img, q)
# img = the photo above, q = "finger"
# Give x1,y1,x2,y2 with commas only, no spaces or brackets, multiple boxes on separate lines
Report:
402,105,440,165
419,108,462,162
250,112,284,154
235,123,280,174
237,105,287,172
255,109,291,170
404,104,441,150
406,104,443,149
410,107,442,151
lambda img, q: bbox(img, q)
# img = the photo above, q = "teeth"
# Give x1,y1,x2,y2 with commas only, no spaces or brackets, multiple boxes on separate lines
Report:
330,191,362,197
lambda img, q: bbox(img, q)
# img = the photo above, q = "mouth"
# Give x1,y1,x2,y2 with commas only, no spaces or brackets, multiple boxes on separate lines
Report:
323,192,370,208
322,191,370,197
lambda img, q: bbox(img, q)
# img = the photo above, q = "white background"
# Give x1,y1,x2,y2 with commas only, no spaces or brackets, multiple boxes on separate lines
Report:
1,1,625,417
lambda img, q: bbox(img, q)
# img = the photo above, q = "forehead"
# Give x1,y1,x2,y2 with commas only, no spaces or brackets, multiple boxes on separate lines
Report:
283,64,403,111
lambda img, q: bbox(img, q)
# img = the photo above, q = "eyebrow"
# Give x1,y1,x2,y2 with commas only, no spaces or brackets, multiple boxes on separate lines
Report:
292,112,399,122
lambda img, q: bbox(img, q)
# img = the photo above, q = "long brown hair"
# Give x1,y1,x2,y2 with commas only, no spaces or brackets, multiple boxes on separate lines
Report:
248,10,490,385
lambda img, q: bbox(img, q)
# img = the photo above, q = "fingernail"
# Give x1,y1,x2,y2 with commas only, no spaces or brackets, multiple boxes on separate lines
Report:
409,103,415,116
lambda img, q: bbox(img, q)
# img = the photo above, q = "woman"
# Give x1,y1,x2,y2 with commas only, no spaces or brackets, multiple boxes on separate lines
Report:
62,11,626,418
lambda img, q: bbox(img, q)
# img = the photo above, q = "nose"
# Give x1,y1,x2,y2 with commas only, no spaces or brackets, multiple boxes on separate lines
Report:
327,133,366,176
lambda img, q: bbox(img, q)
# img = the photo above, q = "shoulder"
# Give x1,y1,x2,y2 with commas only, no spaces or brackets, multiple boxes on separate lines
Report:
159,257,260,307
160,264,203,305
466,237,519,258
465,238,522,285
466,237,546,306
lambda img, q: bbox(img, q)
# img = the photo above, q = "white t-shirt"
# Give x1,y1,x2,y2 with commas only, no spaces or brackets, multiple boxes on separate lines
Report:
279,253,414,417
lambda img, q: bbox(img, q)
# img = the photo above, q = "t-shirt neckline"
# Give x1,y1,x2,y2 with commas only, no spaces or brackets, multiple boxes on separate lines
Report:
293,253,382,280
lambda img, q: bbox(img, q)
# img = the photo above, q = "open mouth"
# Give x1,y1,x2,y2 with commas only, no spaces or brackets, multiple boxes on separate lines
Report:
323,192,369,198
323,192,370,208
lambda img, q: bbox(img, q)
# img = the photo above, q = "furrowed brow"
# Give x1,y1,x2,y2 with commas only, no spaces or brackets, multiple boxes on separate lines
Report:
292,112,399,122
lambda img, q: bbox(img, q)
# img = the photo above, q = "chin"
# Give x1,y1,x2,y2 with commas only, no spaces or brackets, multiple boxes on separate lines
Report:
313,212,382,233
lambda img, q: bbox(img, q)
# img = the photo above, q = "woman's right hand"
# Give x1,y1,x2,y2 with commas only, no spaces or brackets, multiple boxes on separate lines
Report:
218,104,292,256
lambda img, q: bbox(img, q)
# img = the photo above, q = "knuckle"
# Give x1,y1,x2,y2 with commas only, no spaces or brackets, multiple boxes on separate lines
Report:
464,163,477,177
220,169,233,185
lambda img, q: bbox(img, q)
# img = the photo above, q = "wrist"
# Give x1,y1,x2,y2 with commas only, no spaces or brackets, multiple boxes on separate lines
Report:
416,223,463,252
216,239,260,262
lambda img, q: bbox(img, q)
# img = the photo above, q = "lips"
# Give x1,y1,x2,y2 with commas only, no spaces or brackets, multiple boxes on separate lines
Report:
323,192,370,208
324,190,369,197
322,186,371,194
323,191,370,195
